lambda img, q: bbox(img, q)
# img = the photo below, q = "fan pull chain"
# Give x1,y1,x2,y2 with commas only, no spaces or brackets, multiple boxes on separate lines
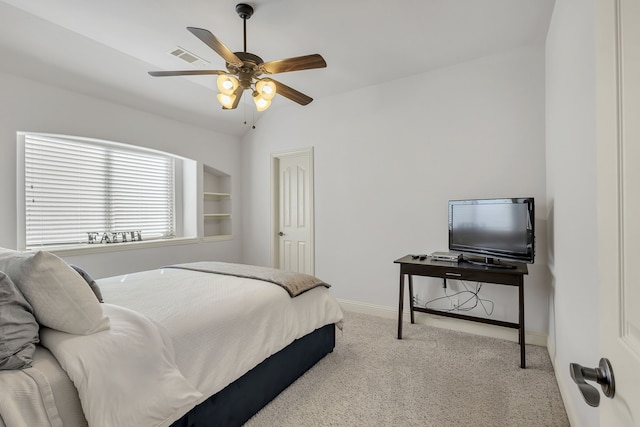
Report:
241,95,256,129
252,106,256,129
243,97,247,126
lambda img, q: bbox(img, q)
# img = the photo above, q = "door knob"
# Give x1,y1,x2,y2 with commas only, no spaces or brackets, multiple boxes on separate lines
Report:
278,231,285,236
569,358,615,407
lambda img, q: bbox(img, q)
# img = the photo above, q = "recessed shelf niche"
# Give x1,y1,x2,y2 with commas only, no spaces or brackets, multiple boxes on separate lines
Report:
203,165,231,240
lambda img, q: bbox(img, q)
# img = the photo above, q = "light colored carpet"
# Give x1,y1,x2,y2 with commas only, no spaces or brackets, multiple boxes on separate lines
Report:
245,311,569,427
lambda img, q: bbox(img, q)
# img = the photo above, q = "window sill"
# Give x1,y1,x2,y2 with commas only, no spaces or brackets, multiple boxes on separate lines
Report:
25,237,200,256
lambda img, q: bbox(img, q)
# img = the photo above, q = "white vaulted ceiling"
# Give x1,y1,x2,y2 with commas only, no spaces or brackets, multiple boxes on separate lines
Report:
0,0,555,136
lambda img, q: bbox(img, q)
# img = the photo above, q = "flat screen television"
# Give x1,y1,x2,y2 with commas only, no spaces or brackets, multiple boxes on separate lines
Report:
448,197,535,266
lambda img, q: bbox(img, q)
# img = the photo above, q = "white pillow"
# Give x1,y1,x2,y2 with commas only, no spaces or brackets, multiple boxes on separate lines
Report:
0,250,110,335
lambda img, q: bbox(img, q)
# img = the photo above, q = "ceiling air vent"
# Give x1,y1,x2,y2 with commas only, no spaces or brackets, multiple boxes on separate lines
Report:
168,46,210,67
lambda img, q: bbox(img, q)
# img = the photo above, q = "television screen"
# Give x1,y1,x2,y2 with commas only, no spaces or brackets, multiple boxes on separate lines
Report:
448,198,535,265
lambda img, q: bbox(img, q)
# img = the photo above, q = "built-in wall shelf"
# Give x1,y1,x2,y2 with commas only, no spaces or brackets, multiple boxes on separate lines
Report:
203,234,232,242
204,192,231,200
203,166,232,240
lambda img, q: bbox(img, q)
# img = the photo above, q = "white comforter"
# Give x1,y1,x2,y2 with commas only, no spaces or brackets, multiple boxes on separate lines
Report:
98,267,344,403
41,304,202,427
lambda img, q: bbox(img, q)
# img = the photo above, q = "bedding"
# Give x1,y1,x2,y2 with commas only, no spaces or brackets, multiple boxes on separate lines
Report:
0,272,39,370
0,257,343,427
165,261,330,297
98,266,343,402
0,346,87,427
41,304,202,427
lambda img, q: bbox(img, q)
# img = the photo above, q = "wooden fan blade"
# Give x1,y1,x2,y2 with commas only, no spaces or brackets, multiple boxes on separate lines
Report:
222,86,244,110
272,79,313,105
187,27,243,66
262,54,327,74
148,70,227,77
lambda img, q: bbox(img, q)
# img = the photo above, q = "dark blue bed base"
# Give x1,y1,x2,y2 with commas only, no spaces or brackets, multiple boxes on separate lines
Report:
170,323,336,427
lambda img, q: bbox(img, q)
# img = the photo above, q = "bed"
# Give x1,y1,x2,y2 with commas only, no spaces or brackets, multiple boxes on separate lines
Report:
0,249,343,427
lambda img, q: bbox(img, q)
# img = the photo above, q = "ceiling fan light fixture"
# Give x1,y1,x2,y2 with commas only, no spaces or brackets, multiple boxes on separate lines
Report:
253,91,271,111
217,75,239,95
217,92,237,109
256,79,276,101
148,4,326,111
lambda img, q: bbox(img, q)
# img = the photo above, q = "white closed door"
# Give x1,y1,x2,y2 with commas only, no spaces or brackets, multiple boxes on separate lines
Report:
595,0,640,425
273,148,314,275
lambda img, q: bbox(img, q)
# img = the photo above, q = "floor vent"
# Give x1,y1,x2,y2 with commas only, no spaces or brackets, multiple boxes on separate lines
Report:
168,46,210,67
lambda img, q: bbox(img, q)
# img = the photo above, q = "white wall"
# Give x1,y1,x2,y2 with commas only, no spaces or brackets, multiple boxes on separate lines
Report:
241,45,550,336
545,0,600,425
0,71,243,278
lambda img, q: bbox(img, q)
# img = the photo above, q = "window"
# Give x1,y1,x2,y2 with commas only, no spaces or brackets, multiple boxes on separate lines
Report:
20,133,178,249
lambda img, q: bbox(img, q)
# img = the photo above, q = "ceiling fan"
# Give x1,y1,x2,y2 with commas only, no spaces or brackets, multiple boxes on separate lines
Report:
148,3,327,111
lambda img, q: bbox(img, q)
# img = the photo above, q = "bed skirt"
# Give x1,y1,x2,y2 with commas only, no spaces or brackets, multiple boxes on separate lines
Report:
170,323,336,427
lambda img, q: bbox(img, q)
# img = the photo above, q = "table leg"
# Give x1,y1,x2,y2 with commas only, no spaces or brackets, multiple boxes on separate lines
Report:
398,271,404,339
519,281,526,368
408,274,415,324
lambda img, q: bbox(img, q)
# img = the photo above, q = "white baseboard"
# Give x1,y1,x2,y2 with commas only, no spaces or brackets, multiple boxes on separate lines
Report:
548,336,579,427
338,298,547,347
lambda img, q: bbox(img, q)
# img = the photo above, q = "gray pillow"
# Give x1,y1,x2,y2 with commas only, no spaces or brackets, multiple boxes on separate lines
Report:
70,264,104,303
0,271,40,370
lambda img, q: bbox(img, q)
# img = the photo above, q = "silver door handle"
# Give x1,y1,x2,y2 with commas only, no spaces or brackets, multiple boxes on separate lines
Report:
278,231,285,236
569,358,615,407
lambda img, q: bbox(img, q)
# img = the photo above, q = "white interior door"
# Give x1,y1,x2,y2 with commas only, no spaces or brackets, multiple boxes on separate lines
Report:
272,148,314,274
596,0,640,424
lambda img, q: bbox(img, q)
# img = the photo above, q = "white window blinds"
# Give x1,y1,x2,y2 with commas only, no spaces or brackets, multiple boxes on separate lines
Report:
24,134,175,248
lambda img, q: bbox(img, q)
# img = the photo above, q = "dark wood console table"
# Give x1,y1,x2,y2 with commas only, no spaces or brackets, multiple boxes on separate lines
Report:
394,255,529,368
